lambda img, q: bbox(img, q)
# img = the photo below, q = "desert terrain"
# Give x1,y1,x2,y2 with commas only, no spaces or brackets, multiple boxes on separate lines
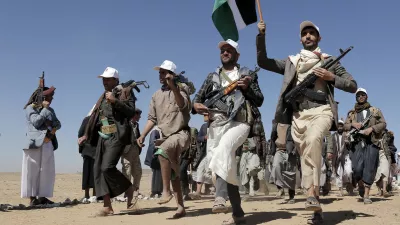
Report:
1,170,400,225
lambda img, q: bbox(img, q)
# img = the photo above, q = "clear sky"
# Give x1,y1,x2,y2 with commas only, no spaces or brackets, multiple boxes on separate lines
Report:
0,1,399,173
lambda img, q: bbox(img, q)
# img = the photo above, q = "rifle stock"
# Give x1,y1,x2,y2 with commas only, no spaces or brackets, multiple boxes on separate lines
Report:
44,128,57,143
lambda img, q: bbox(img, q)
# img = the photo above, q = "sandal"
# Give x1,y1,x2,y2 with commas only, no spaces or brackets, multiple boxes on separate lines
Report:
127,198,138,209
287,199,295,204
275,189,285,198
222,216,246,225
158,194,173,205
213,204,229,213
188,192,202,200
363,198,372,204
383,191,391,198
212,197,229,213
307,211,324,225
38,197,54,205
305,196,321,211
30,199,40,206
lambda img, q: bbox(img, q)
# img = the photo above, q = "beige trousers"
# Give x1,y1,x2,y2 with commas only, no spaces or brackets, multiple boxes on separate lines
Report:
291,104,333,189
375,150,390,183
121,145,142,190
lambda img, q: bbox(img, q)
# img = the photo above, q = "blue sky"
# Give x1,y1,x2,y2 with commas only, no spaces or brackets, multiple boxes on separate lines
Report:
0,1,399,173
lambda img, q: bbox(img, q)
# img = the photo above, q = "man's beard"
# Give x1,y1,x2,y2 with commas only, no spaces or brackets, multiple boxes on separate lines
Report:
302,41,318,51
221,57,236,68
338,129,343,134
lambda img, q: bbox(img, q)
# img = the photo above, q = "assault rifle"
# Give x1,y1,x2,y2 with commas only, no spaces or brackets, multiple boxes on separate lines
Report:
112,80,150,95
347,113,373,143
203,66,260,121
32,71,45,108
283,46,354,106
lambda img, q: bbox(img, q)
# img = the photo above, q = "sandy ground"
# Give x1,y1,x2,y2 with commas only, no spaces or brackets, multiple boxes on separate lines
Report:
1,170,400,225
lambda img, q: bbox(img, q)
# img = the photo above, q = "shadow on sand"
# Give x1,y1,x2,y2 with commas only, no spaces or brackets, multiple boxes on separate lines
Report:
303,210,375,225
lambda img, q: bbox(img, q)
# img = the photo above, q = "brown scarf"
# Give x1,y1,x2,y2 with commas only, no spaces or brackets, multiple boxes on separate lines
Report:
354,102,371,113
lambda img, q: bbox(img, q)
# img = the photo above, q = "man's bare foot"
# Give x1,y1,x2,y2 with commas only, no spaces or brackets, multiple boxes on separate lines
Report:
96,207,114,217
171,205,186,219
104,206,114,213
158,192,173,205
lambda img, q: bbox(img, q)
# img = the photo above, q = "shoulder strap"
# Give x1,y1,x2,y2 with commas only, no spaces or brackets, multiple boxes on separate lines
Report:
220,69,233,83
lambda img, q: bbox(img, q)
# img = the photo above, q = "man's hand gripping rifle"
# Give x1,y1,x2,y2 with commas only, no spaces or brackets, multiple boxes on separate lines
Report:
203,66,260,121
346,113,373,144
283,46,354,107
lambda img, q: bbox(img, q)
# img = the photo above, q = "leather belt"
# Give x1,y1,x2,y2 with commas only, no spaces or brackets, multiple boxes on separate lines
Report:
296,99,328,112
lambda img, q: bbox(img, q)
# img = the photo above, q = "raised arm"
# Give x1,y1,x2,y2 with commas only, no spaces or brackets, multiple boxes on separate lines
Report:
256,30,287,75
26,106,52,130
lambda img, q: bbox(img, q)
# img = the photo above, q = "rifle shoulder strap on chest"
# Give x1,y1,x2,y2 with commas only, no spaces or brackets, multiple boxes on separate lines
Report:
220,70,233,83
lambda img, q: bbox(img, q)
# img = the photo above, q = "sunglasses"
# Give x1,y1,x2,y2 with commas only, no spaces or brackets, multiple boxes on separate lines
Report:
220,48,234,54
356,93,367,97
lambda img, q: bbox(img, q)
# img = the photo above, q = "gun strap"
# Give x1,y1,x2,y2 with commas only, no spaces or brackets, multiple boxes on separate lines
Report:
220,69,234,84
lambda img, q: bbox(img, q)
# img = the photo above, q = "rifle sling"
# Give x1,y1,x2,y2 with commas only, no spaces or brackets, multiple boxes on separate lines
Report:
220,70,233,83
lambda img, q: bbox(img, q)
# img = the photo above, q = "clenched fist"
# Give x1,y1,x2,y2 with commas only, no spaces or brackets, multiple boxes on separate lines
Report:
42,100,50,108
105,91,116,103
258,21,266,34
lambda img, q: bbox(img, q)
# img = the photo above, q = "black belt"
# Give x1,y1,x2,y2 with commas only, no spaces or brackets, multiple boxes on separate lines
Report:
296,99,328,112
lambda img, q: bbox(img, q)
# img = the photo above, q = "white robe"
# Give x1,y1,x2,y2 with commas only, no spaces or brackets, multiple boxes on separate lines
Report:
208,121,250,186
336,154,353,188
21,142,55,198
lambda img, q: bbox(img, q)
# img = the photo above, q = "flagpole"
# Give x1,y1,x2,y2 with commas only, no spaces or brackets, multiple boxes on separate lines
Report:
256,0,264,21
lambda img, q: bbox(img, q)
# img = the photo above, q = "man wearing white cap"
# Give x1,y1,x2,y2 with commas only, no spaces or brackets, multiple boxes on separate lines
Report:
193,39,264,225
332,118,353,196
137,60,191,219
344,88,386,204
256,20,357,223
78,67,136,216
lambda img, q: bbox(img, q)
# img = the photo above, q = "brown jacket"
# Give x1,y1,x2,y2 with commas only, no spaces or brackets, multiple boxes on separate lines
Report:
256,34,357,130
343,106,386,146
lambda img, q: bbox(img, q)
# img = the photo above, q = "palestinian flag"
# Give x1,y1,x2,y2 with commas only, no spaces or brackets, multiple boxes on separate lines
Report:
212,0,258,41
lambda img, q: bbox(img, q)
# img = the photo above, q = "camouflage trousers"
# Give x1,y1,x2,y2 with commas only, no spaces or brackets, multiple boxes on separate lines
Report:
121,144,142,191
